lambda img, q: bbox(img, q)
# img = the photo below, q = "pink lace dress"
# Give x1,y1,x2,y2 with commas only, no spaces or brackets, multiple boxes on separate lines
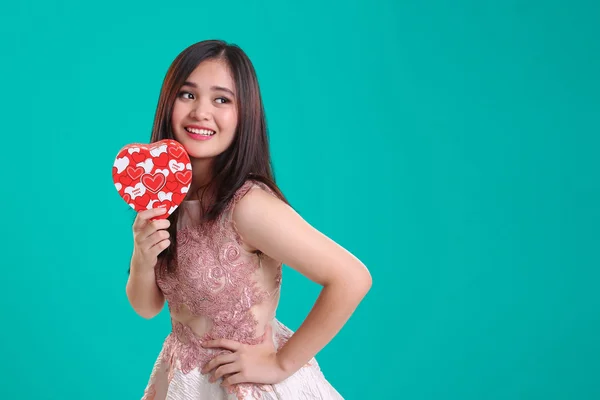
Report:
141,180,343,399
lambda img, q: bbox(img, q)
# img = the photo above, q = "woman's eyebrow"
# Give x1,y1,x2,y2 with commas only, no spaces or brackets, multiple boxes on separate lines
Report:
212,86,236,97
182,81,235,97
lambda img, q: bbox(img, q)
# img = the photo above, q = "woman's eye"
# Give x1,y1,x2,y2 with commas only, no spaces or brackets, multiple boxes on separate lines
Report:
215,97,230,104
178,91,194,99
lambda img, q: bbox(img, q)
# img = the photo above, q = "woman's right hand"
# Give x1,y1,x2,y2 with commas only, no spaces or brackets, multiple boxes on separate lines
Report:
132,207,171,270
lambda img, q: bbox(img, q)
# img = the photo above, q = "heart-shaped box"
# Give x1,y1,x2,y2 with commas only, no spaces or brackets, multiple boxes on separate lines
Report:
113,139,192,219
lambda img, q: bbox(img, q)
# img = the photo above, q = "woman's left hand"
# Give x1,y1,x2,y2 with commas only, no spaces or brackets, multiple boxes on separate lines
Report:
201,324,289,387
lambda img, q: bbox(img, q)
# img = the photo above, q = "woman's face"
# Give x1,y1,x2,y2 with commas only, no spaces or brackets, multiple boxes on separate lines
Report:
171,58,238,162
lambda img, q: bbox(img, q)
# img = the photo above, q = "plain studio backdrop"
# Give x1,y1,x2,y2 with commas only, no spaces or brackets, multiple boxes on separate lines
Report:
1,1,599,399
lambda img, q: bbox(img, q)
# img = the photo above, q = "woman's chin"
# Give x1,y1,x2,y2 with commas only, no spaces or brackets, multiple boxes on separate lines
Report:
187,152,218,162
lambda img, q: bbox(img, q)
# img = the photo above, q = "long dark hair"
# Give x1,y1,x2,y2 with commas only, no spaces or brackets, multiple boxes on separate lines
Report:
135,39,289,275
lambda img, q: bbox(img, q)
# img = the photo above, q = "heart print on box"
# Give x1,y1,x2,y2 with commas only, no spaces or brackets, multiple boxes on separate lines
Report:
112,139,192,219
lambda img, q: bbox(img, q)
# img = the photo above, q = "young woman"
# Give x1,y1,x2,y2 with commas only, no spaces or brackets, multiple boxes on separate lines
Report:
125,39,372,399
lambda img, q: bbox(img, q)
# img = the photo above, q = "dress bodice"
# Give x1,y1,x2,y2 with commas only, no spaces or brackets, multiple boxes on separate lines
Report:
154,180,283,372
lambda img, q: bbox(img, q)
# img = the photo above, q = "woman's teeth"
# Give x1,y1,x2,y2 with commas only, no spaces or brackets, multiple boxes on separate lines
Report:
185,127,215,136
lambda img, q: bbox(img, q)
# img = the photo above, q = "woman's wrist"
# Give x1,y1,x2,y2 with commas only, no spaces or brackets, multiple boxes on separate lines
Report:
130,252,156,275
274,350,301,381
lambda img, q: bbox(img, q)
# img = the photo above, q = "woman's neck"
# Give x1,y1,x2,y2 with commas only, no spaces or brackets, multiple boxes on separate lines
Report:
187,158,215,201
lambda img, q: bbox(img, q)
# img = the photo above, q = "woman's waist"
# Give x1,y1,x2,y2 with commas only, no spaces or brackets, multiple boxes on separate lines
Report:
161,317,292,373
168,313,272,346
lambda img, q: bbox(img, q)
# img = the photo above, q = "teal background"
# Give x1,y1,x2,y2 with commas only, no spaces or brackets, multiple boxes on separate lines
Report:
1,0,599,399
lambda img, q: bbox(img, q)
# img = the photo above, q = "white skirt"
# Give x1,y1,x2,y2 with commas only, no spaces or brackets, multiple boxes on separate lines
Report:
141,319,344,399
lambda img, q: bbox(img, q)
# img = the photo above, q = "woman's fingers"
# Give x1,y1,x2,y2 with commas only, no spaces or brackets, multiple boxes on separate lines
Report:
202,353,238,375
133,207,168,233
139,218,170,242
141,228,170,251
149,238,171,258
131,207,171,263
212,362,240,382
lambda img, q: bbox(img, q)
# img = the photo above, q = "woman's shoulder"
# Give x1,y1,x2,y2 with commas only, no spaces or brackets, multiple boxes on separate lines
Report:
227,178,285,230
231,178,278,206
225,178,281,253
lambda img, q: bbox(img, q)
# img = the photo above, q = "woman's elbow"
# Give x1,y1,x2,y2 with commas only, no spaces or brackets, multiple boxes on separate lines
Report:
356,266,372,296
339,263,372,299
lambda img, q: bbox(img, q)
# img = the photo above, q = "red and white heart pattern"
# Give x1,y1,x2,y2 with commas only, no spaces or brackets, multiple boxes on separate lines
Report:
112,139,192,219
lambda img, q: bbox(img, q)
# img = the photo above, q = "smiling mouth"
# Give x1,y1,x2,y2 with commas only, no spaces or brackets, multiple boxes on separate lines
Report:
185,127,216,136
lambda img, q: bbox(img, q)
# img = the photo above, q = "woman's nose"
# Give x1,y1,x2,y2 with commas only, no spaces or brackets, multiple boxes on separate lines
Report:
190,101,211,120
